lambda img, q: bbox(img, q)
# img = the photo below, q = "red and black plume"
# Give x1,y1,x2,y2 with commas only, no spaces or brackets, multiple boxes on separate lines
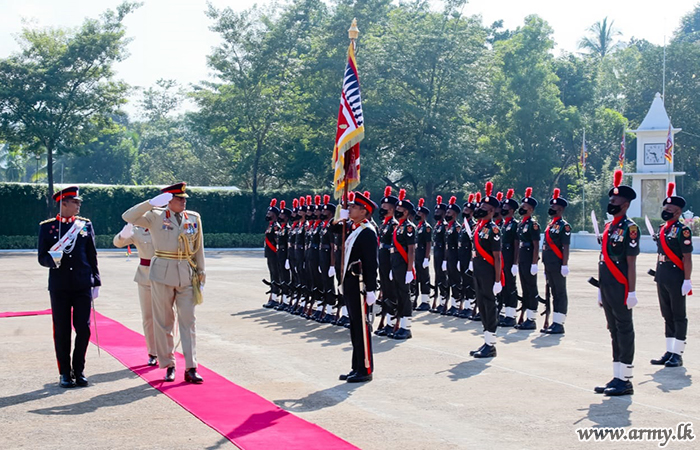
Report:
468,193,475,203
270,199,277,207
323,194,330,205
506,189,514,200
314,195,321,206
436,195,443,205
497,192,503,202
485,181,493,198
384,186,392,197
525,187,532,198
418,198,425,207
398,189,406,201
613,170,623,188
280,200,286,209
667,182,675,198
552,188,560,200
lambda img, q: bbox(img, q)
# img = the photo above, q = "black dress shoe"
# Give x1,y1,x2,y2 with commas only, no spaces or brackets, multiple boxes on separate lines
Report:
544,323,565,334
594,378,615,394
515,319,536,330
499,316,517,327
262,300,278,309
604,379,633,396
665,353,683,367
375,325,389,336
338,316,350,327
148,355,158,366
185,368,204,384
164,366,176,382
458,308,471,319
339,370,357,381
386,327,397,339
416,302,431,312
470,344,487,356
446,306,459,316
320,315,334,324
470,312,481,321
59,373,75,388
346,372,373,383
435,304,446,314
650,352,673,365
74,372,89,387
473,344,497,358
393,328,412,340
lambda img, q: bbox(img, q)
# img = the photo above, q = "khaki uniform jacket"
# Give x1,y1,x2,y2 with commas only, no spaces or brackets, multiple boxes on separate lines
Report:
122,201,205,288
113,226,155,286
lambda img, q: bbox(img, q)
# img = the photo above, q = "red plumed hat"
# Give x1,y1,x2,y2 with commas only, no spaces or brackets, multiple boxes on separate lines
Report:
418,198,424,207
608,169,637,200
384,186,392,197
485,181,493,198
506,189,514,200
398,189,406,201
475,192,482,203
323,194,330,205
497,192,503,202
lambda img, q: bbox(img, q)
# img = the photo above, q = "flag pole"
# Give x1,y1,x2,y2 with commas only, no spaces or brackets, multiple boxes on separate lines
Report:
581,130,585,232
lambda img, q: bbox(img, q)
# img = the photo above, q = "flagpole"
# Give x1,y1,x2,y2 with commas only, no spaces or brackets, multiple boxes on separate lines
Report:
581,130,585,232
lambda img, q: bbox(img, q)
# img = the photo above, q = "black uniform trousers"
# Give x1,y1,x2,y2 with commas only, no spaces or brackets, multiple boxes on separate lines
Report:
446,248,460,299
50,288,92,375
307,248,320,300
501,246,518,309
295,248,306,293
288,247,297,290
320,248,336,304
518,246,539,311
334,249,344,307
343,273,373,375
277,249,290,296
600,261,635,365
391,254,412,317
656,262,688,341
266,252,280,295
415,247,430,296
544,262,568,315
473,261,498,333
459,251,474,301
433,247,447,299
379,247,397,315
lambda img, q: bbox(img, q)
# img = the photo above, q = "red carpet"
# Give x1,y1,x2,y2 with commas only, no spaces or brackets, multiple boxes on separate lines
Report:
1,309,358,450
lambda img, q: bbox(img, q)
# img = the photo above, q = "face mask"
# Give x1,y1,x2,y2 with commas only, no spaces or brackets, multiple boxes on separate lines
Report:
378,208,388,218
446,213,454,221
548,208,557,216
661,210,675,222
518,207,527,216
607,203,622,215
394,210,405,220
473,208,488,219
434,212,443,220
494,211,501,219
265,215,272,221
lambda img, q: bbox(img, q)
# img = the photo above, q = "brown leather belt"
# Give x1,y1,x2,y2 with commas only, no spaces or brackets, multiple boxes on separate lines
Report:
140,258,151,267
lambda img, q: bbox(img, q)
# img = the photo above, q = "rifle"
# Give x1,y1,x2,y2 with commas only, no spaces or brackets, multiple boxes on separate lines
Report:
538,284,552,331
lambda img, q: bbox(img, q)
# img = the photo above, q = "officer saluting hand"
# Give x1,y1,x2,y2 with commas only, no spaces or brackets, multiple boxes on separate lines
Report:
38,186,100,388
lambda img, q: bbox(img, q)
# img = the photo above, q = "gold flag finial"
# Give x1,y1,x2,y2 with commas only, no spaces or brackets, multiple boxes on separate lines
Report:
348,18,359,40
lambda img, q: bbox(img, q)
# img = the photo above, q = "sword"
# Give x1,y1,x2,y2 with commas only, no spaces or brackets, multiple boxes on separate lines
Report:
590,210,601,241
91,300,101,357
463,218,473,239
644,215,656,240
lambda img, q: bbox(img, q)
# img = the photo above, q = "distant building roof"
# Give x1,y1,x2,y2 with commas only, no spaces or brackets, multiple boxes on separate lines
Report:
633,92,677,132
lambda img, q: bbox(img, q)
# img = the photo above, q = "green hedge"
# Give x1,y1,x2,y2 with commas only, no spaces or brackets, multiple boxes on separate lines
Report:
2,183,314,237
0,233,264,249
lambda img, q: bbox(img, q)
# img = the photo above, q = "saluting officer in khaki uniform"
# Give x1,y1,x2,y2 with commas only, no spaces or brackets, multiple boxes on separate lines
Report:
122,182,205,384
113,224,158,366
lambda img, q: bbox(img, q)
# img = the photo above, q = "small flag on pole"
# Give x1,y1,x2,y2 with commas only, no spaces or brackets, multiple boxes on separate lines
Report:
618,128,626,168
664,122,673,163
332,42,364,199
580,130,588,172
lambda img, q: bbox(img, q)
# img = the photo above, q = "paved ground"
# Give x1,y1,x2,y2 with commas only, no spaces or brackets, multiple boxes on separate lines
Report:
1,249,699,449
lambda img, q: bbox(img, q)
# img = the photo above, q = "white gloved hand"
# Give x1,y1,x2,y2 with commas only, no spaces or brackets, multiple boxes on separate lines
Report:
339,209,349,220
422,258,430,269
119,223,134,239
493,282,502,295
318,265,322,273
598,290,603,308
560,265,569,277
626,291,638,309
405,271,414,284
530,264,538,275
457,262,461,271
366,291,377,306
328,266,336,278
389,270,393,281
468,261,473,272
442,260,447,272
511,264,518,276
682,280,692,296
91,286,100,300
285,259,290,270
149,192,173,207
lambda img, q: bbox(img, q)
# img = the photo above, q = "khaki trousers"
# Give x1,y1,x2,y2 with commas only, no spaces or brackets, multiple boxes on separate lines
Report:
137,283,157,356
150,281,198,369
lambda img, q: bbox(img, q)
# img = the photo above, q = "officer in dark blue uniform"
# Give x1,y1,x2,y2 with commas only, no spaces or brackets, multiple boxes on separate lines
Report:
38,186,100,388
431,196,449,313
499,189,520,327
459,194,476,319
514,187,541,330
376,187,399,336
263,199,281,308
414,198,432,311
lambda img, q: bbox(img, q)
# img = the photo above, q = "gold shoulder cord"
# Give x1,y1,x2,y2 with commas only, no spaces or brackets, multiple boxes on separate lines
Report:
178,218,203,305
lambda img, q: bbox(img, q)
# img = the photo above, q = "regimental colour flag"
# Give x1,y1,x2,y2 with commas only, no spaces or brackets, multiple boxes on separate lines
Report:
332,42,364,199
665,122,673,163
619,128,626,169
580,130,588,172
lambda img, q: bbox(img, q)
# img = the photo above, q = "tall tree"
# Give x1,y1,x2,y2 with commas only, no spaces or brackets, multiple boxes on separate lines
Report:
0,2,138,212
578,17,622,58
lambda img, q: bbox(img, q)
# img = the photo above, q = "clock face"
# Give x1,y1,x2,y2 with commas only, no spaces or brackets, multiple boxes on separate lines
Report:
644,143,665,165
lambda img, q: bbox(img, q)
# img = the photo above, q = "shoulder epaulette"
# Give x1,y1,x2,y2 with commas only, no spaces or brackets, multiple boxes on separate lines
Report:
40,218,56,225
75,216,90,222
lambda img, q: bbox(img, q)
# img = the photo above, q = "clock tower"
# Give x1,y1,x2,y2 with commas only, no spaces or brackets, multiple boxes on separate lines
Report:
627,93,684,219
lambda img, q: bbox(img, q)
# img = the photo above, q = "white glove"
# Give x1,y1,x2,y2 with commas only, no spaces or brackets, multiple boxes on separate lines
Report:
560,265,569,277
422,258,430,269
285,259,290,270
442,260,447,272
598,290,603,308
626,291,638,309
318,265,322,273
457,262,461,271
119,223,134,239
530,264,538,275
339,209,349,220
389,270,393,281
328,266,336,278
149,192,173,207
91,286,100,299
468,261,473,272
405,271,414,284
493,282,502,295
366,291,377,306
682,280,692,296
511,265,518,276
